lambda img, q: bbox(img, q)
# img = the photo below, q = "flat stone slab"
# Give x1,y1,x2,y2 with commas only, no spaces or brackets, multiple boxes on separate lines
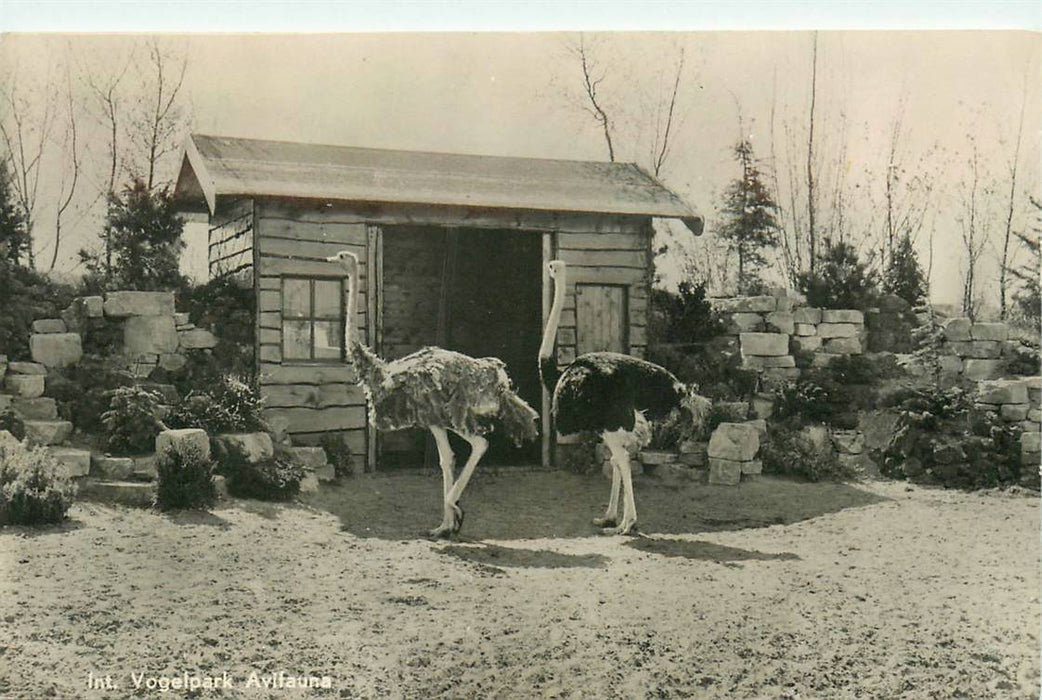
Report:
977,380,1028,406
8,361,46,375
639,450,678,466
32,318,67,333
1001,404,1030,422
23,420,73,446
104,291,175,317
743,355,796,369
728,312,765,333
817,323,860,339
962,359,1004,382
92,454,136,480
824,338,863,355
30,333,83,368
216,432,274,464
47,447,90,477
1022,432,1040,454
173,312,191,326
284,446,328,469
11,397,57,420
947,340,1002,359
5,374,45,398
178,328,218,350
791,336,823,353
793,307,822,324
821,309,864,324
714,296,777,313
943,318,972,342
740,332,789,357
123,315,179,355
793,323,817,336
77,479,155,508
765,311,795,335
970,323,1008,342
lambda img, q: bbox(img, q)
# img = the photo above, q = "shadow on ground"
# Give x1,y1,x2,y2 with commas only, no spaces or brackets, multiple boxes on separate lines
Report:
625,536,800,562
302,469,888,541
437,542,609,570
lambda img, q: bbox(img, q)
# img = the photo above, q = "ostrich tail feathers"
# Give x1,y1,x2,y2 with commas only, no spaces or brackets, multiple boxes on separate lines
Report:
348,343,387,388
498,390,540,447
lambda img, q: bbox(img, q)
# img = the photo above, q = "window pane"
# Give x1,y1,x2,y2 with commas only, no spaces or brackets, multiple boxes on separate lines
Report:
314,279,343,318
283,279,311,318
314,321,343,360
283,320,312,360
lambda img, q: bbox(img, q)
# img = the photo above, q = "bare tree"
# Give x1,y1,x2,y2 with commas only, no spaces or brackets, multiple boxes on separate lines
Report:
805,32,819,271
998,70,1028,320
649,47,685,178
0,71,56,269
127,38,189,191
572,35,615,162
956,136,993,320
48,67,81,271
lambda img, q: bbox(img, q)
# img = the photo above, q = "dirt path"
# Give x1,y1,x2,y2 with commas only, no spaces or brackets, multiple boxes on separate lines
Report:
0,475,1038,699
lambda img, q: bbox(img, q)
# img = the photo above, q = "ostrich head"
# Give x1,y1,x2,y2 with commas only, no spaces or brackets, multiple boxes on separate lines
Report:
547,260,566,280
327,250,359,271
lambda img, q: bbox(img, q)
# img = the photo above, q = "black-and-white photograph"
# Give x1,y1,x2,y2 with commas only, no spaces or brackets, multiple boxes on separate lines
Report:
0,3,1039,698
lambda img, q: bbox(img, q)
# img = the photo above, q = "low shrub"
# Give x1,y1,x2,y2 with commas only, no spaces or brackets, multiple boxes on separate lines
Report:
154,442,217,511
773,381,832,424
320,432,354,478
47,354,136,433
218,443,304,501
0,439,76,525
101,385,165,455
0,260,75,362
167,375,266,435
761,426,855,482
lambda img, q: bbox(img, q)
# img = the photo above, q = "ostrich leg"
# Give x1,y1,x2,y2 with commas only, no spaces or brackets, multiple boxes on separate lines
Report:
444,433,489,533
592,439,621,528
601,430,638,535
429,427,458,538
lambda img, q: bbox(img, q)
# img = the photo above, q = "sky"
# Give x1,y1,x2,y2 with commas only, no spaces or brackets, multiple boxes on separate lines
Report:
0,20,1039,309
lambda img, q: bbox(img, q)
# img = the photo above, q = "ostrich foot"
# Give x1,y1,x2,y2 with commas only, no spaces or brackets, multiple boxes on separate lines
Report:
428,504,465,539
600,521,639,536
451,503,465,533
428,524,455,539
592,516,617,528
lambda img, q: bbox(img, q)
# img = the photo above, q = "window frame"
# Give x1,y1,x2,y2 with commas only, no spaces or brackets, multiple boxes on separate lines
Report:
281,275,346,364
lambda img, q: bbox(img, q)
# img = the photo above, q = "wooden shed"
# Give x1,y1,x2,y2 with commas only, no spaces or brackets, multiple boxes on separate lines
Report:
173,134,702,470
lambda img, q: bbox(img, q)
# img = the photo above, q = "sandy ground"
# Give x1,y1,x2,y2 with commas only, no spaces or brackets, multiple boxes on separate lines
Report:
0,472,1038,699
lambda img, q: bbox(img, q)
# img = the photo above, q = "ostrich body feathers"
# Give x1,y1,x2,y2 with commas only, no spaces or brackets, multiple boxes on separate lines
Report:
552,351,685,436
349,344,539,445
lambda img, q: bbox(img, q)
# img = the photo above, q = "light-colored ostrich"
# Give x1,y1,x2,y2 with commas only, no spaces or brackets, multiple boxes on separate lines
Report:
540,259,709,535
328,250,539,538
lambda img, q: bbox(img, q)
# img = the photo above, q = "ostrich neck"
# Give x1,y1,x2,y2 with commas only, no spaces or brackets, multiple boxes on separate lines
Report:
344,262,358,351
539,268,566,362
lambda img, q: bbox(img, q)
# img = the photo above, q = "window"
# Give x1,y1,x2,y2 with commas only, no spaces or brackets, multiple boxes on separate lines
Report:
282,277,345,362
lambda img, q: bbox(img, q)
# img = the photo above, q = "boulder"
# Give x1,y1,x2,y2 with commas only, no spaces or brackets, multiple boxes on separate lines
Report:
158,353,188,372
817,323,860,339
751,393,775,419
708,458,743,485
824,337,863,355
32,318,66,334
30,333,83,368
178,328,219,350
1022,432,1040,455
92,455,136,480
284,446,329,469
943,318,972,342
728,312,765,333
708,422,760,461
11,397,57,420
977,380,1028,406
831,430,865,455
173,312,191,326
947,340,1002,360
47,447,91,477
23,420,73,446
103,291,175,317
743,419,768,440
793,307,822,325
938,355,963,375
739,332,789,357
962,359,1004,382
5,374,45,398
155,428,211,461
821,309,864,324
82,295,104,317
123,315,179,355
765,311,795,335
858,410,901,451
216,432,274,464
8,361,46,375
744,355,796,369
970,323,1008,342
878,294,911,314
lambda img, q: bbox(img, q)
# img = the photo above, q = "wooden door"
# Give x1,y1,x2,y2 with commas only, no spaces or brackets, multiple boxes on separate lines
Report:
575,284,628,355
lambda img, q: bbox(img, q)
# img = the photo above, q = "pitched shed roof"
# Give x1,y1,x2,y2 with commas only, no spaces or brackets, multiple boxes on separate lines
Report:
174,134,703,233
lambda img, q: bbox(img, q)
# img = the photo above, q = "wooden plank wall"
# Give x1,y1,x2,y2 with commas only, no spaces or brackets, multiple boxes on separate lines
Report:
555,218,650,364
208,198,254,280
253,199,370,458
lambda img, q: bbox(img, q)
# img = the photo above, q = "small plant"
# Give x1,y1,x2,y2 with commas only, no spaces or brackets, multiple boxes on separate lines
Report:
218,443,304,501
761,426,855,482
167,374,266,434
773,381,832,425
0,439,76,526
101,385,165,455
154,442,217,511
320,432,354,478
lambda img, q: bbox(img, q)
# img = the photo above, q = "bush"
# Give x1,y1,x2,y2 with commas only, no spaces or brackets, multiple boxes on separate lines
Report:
648,281,726,345
796,238,879,310
646,337,757,401
773,381,832,425
0,260,75,361
221,450,305,501
320,432,355,478
761,426,855,482
176,276,255,381
0,439,76,525
167,375,266,434
154,442,217,511
101,385,165,455
47,355,136,433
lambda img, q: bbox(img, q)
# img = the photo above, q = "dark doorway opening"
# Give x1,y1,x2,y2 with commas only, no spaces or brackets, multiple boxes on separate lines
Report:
378,225,543,467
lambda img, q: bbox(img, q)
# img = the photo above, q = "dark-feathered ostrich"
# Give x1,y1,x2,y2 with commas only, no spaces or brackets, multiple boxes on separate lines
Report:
540,260,708,535
328,250,539,538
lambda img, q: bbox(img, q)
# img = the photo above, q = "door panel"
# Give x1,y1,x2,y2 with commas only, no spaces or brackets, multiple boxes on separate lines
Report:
576,284,628,355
